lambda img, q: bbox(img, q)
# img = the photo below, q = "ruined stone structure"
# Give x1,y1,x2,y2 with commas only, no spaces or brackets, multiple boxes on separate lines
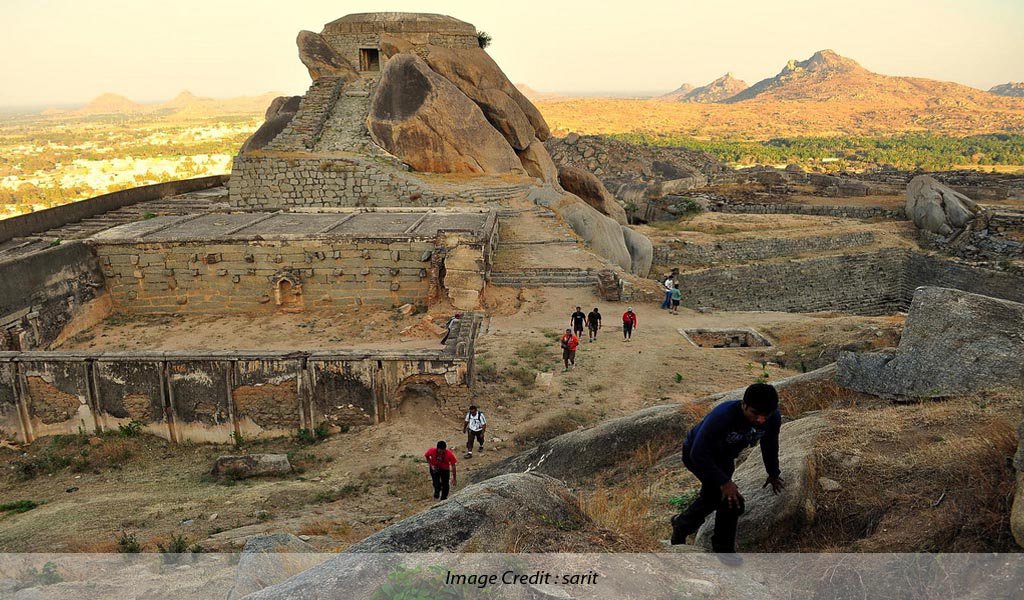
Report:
0,314,480,445
320,13,478,72
89,208,496,313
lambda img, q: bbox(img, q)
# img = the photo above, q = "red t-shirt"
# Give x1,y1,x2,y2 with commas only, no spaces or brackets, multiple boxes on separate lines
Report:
561,334,579,351
622,311,638,327
425,447,458,470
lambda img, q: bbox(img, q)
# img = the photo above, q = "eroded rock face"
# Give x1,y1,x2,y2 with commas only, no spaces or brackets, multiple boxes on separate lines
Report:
906,175,983,235
621,225,653,277
517,138,560,184
836,286,1024,398
227,533,318,600
557,165,629,225
368,54,523,174
211,454,292,479
240,96,302,153
347,473,581,551
297,31,358,81
695,416,832,550
1013,421,1024,547
552,193,633,271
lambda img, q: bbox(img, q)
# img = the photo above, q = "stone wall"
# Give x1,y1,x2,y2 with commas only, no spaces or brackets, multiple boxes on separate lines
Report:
703,201,906,221
0,241,106,351
905,253,1024,305
264,78,346,152
228,154,440,209
653,231,876,268
0,314,480,444
676,251,908,315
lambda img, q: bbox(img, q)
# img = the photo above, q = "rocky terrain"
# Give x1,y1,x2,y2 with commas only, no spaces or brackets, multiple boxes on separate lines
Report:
657,73,748,103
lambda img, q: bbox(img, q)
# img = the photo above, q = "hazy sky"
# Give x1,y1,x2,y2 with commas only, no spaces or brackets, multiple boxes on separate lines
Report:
2,0,1022,106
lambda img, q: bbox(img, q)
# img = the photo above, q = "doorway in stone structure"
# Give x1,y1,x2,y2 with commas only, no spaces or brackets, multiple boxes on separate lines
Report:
360,48,380,72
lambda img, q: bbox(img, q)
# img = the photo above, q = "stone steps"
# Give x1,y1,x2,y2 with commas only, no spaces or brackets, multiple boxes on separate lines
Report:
489,269,601,288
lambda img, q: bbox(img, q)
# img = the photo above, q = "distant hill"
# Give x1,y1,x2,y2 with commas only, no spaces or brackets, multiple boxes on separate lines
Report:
515,83,564,102
724,49,996,106
990,82,1024,98
682,73,748,103
53,90,284,119
77,93,145,115
655,83,694,102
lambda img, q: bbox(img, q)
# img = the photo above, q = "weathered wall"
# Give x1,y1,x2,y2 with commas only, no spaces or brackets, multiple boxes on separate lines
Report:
93,237,476,314
676,251,908,315
702,201,905,221
653,231,876,268
0,176,227,244
0,241,106,350
228,154,440,209
905,253,1024,305
0,317,479,444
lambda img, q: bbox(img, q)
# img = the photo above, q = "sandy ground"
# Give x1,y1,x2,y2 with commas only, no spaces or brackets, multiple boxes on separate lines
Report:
0,287,902,552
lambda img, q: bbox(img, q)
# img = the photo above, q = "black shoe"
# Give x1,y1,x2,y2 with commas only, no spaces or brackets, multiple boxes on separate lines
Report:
670,514,687,545
714,552,743,567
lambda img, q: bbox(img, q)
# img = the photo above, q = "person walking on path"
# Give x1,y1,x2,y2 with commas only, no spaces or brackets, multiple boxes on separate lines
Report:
670,383,785,565
622,307,638,341
463,405,487,458
560,328,579,371
424,440,458,500
671,283,682,315
586,307,602,342
440,312,463,344
570,306,587,340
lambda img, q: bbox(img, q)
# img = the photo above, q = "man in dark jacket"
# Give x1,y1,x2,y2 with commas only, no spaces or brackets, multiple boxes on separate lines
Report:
670,383,785,560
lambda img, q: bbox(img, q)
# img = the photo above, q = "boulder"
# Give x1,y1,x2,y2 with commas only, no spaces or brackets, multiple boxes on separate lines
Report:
517,138,560,184
227,533,320,600
211,454,292,479
296,31,357,81
554,195,633,271
695,416,832,550
557,165,629,225
421,44,550,143
378,33,414,60
368,54,523,175
1013,418,1024,547
906,175,983,236
621,225,653,278
239,96,302,153
836,287,1024,398
348,473,581,551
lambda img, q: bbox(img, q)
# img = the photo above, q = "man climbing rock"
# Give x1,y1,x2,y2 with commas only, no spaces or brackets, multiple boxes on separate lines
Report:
587,307,602,342
424,440,458,500
463,405,487,458
560,328,579,371
570,306,587,340
622,307,638,341
670,383,785,564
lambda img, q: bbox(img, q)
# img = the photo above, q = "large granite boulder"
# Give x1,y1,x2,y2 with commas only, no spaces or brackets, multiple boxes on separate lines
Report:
421,44,551,146
349,473,581,551
239,96,302,153
695,416,832,550
227,533,320,600
211,454,292,479
551,192,633,271
517,138,560,184
296,31,357,81
368,54,524,175
837,287,1024,398
622,225,653,277
906,175,984,236
558,165,629,225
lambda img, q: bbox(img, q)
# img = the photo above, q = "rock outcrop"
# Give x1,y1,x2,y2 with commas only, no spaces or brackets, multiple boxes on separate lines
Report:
837,287,1024,398
1013,419,1024,547
621,225,653,277
296,31,358,81
906,175,984,236
695,416,832,550
240,96,302,153
227,533,319,600
557,165,629,225
368,54,524,175
211,454,292,479
529,186,633,271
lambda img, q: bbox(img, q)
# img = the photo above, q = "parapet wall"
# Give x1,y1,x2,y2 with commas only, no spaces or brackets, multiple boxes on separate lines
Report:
228,154,440,209
0,241,105,351
704,201,905,221
0,314,480,444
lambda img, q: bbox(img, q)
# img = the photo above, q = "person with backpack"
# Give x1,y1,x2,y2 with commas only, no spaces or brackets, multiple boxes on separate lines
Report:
586,307,602,342
463,405,487,458
560,328,579,371
424,440,458,500
670,383,785,565
622,307,638,341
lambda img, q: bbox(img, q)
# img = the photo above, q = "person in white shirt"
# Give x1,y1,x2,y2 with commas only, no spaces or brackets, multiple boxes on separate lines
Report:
463,405,487,458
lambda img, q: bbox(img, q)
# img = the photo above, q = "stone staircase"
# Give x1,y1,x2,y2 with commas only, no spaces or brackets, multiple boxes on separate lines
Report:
454,183,532,203
489,268,601,288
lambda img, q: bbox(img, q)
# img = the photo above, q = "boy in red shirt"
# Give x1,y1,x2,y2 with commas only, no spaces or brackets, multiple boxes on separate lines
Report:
622,307,638,342
424,440,458,500
560,328,579,371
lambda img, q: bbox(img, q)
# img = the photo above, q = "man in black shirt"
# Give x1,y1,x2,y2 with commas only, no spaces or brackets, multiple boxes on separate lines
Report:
570,306,587,340
586,307,602,342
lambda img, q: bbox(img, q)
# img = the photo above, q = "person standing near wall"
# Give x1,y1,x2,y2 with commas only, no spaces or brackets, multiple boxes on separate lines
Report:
671,283,682,315
425,440,458,500
441,312,463,344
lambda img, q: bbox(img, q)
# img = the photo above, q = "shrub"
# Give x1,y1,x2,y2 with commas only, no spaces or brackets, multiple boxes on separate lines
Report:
157,533,190,554
118,419,144,437
19,562,63,587
0,500,39,514
117,532,141,553
476,31,492,49
667,489,700,512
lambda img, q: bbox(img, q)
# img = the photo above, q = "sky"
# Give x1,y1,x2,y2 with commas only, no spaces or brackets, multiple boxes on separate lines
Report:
1,0,1022,107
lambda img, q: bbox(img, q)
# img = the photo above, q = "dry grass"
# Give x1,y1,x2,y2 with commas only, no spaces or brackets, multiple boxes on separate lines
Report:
802,391,1021,552
778,378,882,418
576,480,661,550
297,519,354,539
513,409,592,447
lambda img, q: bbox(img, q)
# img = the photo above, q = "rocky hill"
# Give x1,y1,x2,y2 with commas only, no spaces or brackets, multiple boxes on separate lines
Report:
655,82,695,102
681,72,748,103
991,82,1024,98
50,90,283,118
77,92,144,115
